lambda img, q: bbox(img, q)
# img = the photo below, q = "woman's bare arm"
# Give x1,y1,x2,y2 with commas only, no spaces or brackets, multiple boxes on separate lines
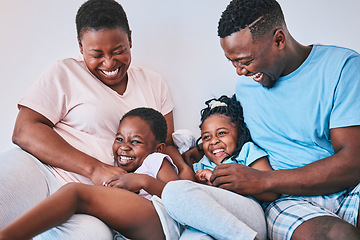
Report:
163,111,196,181
12,107,126,185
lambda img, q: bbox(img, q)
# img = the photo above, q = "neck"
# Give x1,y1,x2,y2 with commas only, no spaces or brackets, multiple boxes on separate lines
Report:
282,34,312,76
110,73,128,95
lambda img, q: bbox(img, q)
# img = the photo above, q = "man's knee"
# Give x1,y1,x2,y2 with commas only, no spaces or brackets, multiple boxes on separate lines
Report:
292,216,360,240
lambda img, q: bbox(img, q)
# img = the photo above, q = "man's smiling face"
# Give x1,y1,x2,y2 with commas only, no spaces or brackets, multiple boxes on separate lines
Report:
220,27,284,89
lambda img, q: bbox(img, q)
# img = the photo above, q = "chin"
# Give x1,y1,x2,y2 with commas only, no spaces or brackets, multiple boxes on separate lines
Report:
261,77,277,89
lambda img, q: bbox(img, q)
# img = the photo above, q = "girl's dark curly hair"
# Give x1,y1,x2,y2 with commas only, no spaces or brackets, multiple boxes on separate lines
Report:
76,0,131,41
198,94,251,160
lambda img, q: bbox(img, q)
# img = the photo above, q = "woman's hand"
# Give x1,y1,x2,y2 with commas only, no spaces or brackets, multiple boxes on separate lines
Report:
195,169,213,185
90,163,127,186
105,173,147,193
14,107,128,186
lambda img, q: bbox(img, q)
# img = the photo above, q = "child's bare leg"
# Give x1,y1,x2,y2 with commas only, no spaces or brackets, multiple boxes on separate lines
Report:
74,184,165,240
0,183,82,240
0,183,165,240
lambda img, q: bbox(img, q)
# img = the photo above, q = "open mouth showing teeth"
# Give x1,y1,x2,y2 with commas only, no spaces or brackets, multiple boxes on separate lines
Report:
118,155,135,164
212,149,225,155
101,67,119,76
249,72,263,82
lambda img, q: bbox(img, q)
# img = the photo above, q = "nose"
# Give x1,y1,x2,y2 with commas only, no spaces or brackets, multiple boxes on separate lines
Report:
236,65,248,76
103,56,116,68
209,136,220,145
232,61,248,76
117,142,131,152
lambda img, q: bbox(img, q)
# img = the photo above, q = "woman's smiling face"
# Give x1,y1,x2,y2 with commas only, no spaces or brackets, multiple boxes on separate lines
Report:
79,27,132,93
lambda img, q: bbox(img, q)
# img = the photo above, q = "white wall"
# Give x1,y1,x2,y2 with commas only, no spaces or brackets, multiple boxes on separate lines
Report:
1,0,359,152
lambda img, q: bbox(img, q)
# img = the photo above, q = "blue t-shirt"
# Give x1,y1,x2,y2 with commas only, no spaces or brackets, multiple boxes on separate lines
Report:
235,44,360,170
193,142,268,172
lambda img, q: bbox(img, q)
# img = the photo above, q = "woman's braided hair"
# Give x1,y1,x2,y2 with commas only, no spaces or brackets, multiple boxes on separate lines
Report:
198,94,251,160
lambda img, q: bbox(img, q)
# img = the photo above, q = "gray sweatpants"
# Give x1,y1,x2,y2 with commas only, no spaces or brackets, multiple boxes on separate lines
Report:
162,180,267,240
0,147,113,240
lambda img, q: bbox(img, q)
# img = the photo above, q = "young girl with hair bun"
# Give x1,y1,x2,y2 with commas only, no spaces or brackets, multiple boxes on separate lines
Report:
162,95,279,240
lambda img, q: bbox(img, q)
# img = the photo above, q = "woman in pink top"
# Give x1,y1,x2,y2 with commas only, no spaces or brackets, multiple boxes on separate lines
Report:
0,0,192,239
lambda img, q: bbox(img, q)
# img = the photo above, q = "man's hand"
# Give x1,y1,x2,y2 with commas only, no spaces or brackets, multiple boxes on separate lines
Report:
210,163,268,196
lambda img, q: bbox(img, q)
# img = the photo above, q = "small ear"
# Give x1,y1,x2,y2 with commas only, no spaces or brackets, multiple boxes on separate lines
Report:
155,143,166,153
78,37,83,54
273,28,286,50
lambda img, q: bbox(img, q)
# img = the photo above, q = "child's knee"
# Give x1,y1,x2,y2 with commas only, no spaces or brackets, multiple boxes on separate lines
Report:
162,180,196,208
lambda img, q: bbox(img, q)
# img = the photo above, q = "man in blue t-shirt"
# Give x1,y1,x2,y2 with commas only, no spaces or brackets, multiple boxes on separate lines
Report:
165,0,360,239
209,0,360,239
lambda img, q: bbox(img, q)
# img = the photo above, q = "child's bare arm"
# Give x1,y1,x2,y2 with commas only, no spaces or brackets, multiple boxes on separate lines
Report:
249,156,280,202
156,157,181,183
146,158,180,196
108,158,179,197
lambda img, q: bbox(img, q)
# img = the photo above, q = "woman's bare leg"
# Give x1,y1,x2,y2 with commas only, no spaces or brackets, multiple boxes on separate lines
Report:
0,183,165,240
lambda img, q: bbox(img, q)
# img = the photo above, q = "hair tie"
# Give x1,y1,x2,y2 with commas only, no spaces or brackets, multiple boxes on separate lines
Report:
210,101,227,110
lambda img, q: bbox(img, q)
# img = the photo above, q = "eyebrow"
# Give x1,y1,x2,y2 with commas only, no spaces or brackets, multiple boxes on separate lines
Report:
201,127,229,136
90,45,126,53
225,55,252,62
115,133,143,139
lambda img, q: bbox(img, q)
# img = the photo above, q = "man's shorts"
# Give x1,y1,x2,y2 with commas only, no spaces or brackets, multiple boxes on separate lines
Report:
265,183,360,240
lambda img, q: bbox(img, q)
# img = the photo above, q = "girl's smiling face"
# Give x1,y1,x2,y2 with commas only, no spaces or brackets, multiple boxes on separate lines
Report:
112,116,158,172
201,114,239,165
79,27,132,94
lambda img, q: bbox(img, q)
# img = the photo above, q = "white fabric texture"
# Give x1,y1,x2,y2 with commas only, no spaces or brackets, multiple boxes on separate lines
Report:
135,152,178,199
172,129,196,154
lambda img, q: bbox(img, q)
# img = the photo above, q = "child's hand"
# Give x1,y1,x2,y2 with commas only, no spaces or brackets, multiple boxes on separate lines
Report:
195,169,213,185
105,173,147,193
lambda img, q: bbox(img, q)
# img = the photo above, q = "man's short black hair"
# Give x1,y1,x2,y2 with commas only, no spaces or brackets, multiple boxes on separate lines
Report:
218,0,285,41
